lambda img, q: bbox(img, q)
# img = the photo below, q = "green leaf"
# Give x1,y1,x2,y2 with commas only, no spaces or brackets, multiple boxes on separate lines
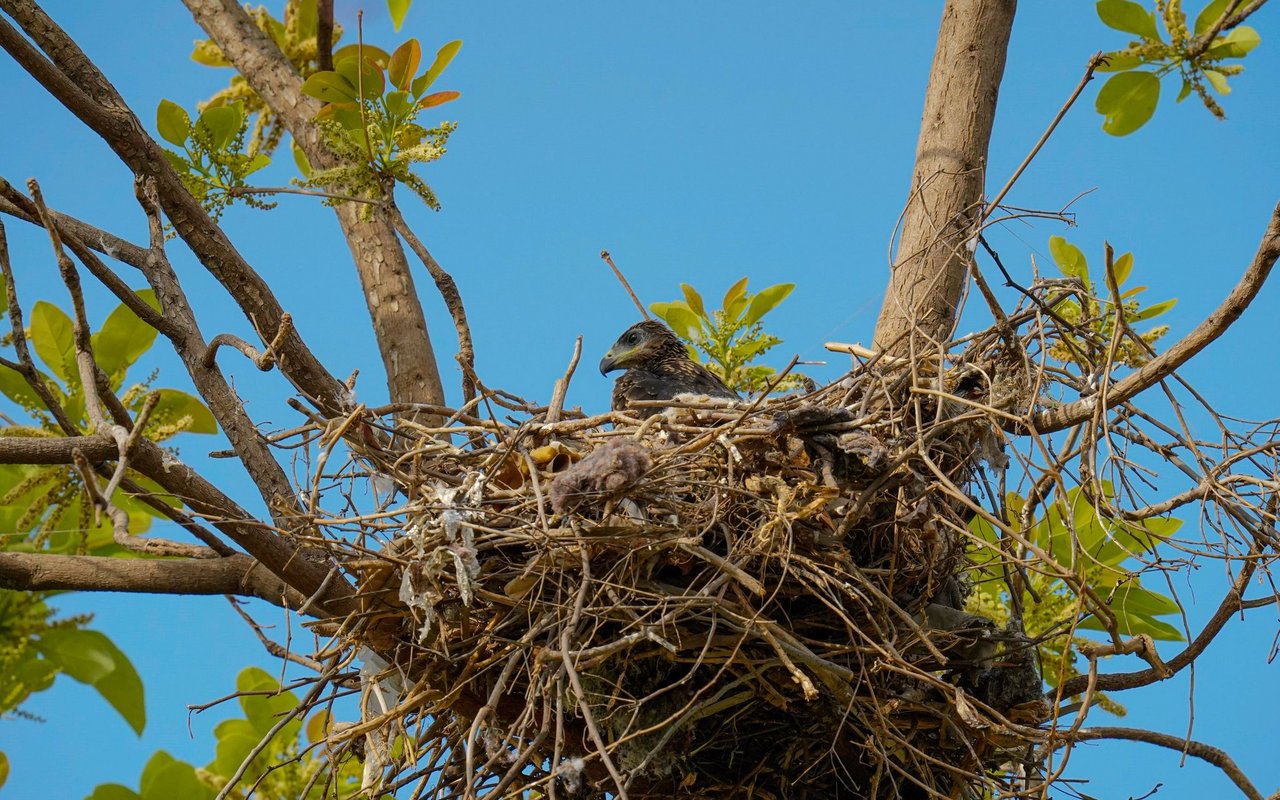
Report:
680,284,706,318
336,55,385,99
92,291,161,387
415,90,460,110
139,752,214,800
1108,251,1133,286
292,0,319,38
649,302,703,340
1203,68,1231,95
190,39,231,67
722,277,749,312
155,100,191,146
0,751,8,789
291,138,312,178
195,105,242,150
241,153,271,177
300,71,358,104
388,0,411,31
87,784,143,800
147,389,217,436
1131,297,1176,321
29,301,76,384
1208,25,1260,57
388,38,422,92
413,40,462,97
1195,0,1232,35
333,44,391,67
0,362,51,410
236,667,300,739
743,283,794,326
1048,236,1089,281
210,718,261,778
1096,0,1162,41
36,628,145,735
385,90,413,118
1176,79,1193,102
1078,608,1184,640
1096,70,1160,136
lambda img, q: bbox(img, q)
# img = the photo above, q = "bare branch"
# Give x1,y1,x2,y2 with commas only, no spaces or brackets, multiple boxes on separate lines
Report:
0,551,308,610
1070,727,1265,800
1026,203,1280,433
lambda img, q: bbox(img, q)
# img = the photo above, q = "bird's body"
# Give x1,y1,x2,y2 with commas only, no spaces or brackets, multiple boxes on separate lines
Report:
599,320,739,416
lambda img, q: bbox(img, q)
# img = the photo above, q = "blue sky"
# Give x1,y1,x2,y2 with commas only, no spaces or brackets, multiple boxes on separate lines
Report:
3,1,1279,797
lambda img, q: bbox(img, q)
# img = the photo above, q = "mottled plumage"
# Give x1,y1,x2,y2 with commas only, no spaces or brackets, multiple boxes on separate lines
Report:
599,320,739,416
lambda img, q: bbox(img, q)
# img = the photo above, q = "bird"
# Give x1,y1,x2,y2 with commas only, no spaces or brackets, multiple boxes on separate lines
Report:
599,320,739,416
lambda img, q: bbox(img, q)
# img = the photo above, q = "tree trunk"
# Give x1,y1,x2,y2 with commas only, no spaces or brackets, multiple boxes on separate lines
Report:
184,0,447,408
872,0,1016,356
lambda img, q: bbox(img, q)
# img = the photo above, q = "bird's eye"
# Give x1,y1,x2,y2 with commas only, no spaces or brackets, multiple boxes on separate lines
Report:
626,332,639,344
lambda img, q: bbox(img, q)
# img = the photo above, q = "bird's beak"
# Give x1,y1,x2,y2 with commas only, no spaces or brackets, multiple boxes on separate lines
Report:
599,351,620,375
599,345,634,375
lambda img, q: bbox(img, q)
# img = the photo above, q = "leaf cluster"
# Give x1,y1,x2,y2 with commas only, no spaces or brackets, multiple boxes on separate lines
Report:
88,667,364,800
156,100,274,219
191,0,343,156
1094,0,1262,135
0,293,219,782
966,486,1184,714
299,37,461,213
650,278,809,395
1043,235,1175,370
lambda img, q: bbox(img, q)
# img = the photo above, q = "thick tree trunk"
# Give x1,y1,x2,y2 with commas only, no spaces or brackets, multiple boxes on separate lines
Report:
184,0,447,408
872,0,1016,356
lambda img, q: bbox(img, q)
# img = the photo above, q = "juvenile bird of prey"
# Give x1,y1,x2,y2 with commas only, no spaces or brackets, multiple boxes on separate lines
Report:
599,320,739,416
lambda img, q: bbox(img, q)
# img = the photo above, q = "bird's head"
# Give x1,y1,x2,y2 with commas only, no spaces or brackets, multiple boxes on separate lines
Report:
599,320,686,375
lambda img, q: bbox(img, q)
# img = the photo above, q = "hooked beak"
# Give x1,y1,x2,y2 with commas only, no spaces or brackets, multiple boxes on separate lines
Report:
599,345,635,376
599,351,621,376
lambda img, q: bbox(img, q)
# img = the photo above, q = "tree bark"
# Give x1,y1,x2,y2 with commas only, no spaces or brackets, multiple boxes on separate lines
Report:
872,0,1016,356
183,0,447,409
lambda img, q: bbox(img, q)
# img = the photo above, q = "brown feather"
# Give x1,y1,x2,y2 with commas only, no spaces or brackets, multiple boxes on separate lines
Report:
600,321,738,416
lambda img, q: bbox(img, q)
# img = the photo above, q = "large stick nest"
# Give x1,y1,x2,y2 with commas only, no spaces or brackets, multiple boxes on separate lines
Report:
309,331,1050,799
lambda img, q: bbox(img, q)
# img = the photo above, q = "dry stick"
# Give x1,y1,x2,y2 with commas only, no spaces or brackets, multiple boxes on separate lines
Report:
981,52,1106,226
226,597,323,671
227,185,382,206
316,0,334,70
204,313,294,370
600,250,649,319
546,336,583,424
385,203,476,403
1070,727,1265,800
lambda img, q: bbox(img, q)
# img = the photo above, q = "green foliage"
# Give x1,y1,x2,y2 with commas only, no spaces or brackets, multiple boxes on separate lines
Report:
191,0,342,157
0,292,218,770
89,667,364,800
300,37,461,213
1094,0,1261,134
1044,236,1175,370
650,278,809,395
156,100,273,219
966,486,1184,714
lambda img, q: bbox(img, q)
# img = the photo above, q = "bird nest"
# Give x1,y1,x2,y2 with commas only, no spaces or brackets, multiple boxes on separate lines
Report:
307,339,1045,799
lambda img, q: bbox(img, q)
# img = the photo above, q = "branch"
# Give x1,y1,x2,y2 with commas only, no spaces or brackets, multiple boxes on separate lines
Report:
1024,202,1280,433
1070,727,1264,800
0,552,308,611
0,1,350,417
180,0,447,409
872,0,1017,354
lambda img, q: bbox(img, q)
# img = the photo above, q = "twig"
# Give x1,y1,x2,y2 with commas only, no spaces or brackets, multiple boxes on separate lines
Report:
600,250,649,319
546,336,582,424
1070,727,1264,800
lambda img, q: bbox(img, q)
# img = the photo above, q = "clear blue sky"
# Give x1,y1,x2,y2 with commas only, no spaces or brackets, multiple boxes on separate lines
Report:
3,1,1279,798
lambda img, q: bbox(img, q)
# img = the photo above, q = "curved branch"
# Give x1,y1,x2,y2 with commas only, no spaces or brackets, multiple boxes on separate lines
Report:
1070,727,1264,800
0,552,308,611
1024,203,1280,433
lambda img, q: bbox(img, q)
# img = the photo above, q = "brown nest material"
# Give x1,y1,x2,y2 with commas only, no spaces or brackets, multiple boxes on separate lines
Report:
316,345,1046,799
